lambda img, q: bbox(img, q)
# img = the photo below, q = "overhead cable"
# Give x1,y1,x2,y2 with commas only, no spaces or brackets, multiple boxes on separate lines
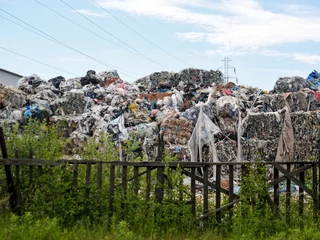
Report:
0,7,137,78
0,46,78,76
91,0,193,67
60,0,172,71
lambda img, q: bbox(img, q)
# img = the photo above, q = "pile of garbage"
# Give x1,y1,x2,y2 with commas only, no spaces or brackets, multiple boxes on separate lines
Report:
1,67,320,170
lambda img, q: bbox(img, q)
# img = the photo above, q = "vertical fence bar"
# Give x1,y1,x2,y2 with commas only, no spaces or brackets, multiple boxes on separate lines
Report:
299,163,305,228
241,164,248,219
313,163,318,218
73,161,78,188
122,165,128,216
286,163,291,225
156,166,164,203
29,149,34,195
203,166,209,215
14,150,21,215
97,161,103,217
274,167,279,208
179,171,183,202
146,167,151,202
0,126,16,207
109,164,115,221
134,166,139,195
157,134,164,161
38,166,43,178
191,167,196,218
0,127,18,212
216,165,221,223
229,165,234,221
84,161,92,216
97,162,103,192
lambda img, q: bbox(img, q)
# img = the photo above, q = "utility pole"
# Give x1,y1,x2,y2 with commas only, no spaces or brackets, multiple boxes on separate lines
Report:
219,58,238,84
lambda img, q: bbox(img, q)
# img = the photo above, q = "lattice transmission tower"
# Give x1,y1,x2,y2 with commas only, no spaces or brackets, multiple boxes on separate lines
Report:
219,58,238,84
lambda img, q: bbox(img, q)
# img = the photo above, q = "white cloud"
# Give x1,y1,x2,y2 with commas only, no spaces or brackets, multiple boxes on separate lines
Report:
95,0,320,48
95,0,320,49
76,9,109,18
251,68,306,76
292,53,320,64
91,0,320,64
205,47,320,64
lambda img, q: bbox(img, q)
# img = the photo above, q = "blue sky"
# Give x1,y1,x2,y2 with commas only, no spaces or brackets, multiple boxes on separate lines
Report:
1,0,320,90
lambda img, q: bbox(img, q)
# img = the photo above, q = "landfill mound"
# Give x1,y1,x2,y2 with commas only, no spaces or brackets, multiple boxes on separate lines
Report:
2,68,320,167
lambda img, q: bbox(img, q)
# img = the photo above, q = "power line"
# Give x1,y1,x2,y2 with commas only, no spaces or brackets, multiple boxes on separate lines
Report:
0,7,136,79
0,46,78,76
33,0,143,65
60,0,171,71
124,15,190,56
105,7,217,68
91,0,193,67
0,14,63,46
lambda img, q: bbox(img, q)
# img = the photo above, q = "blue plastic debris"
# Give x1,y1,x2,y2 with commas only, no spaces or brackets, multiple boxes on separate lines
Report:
232,85,240,91
307,70,320,80
24,104,41,119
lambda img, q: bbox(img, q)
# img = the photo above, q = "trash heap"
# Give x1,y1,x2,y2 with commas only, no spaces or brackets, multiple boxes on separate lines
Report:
1,68,320,167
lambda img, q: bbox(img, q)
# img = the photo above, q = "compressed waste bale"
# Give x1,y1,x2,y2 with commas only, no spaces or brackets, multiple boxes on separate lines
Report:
48,76,66,89
241,139,278,162
180,101,217,124
216,96,239,118
0,83,27,109
59,77,82,92
243,112,284,140
272,76,309,93
291,111,320,160
135,68,223,92
80,70,101,86
18,74,45,94
98,70,119,81
160,118,193,145
216,139,237,163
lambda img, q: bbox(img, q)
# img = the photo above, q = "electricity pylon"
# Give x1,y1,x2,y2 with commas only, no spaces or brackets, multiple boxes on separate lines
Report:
218,58,238,84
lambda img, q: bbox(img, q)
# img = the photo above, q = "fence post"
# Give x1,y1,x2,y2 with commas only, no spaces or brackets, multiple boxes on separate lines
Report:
229,165,234,221
122,165,128,216
312,163,318,219
14,150,21,215
286,163,291,225
299,163,305,228
216,165,221,223
84,161,92,216
274,166,279,208
191,167,196,218
157,133,164,161
203,166,208,215
146,167,151,202
156,166,164,203
109,163,115,223
134,166,139,195
0,127,18,212
97,161,103,192
29,149,34,195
